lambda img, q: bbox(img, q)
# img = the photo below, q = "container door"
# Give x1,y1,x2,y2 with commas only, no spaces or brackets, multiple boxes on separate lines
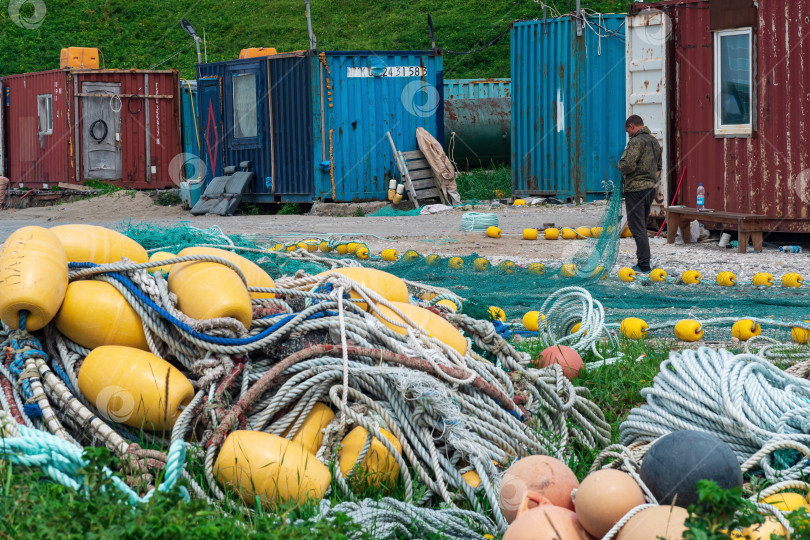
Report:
81,82,122,180
626,10,671,215
198,77,223,185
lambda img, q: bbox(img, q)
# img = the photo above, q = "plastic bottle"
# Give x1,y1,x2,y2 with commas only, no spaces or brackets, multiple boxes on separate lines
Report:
780,246,803,253
696,183,705,210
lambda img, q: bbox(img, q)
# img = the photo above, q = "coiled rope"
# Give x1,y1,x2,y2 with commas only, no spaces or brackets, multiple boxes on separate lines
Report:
460,212,499,232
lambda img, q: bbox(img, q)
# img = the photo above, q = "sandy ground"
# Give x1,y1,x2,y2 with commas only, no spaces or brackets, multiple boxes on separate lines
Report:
0,194,808,281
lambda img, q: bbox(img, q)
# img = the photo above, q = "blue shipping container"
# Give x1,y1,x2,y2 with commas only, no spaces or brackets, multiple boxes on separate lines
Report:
197,50,443,203
179,79,201,180
443,78,511,100
511,15,626,201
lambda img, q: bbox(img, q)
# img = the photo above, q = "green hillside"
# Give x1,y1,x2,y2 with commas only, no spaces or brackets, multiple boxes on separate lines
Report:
1,0,628,79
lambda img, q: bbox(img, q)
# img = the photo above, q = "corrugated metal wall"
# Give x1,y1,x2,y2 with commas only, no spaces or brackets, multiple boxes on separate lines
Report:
180,79,201,180
642,0,810,232
511,15,626,201
444,78,511,100
313,51,444,201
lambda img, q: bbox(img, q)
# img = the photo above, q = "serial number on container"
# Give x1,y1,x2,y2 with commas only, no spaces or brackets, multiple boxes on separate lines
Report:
346,66,426,78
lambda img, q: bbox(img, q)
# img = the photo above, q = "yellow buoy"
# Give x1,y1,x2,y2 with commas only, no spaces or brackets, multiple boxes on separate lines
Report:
522,311,541,332
544,228,560,240
742,517,789,540
448,256,464,269
462,470,482,489
319,241,332,253
148,251,175,275
620,318,648,339
51,224,148,264
523,228,538,240
372,301,467,355
270,243,283,251
473,257,490,272
716,271,736,286
486,226,502,238
590,265,606,279
168,258,253,327
297,241,317,253
215,430,331,506
513,199,526,206
339,426,402,489
283,402,335,454
675,319,703,341
760,492,808,512
499,261,516,274
575,227,591,239
381,249,398,262
286,244,298,252
402,250,419,261
55,281,149,351
336,244,349,255
782,273,803,288
319,267,409,311
560,263,577,277
753,272,774,287
527,263,546,276
682,270,702,284
0,226,68,331
488,306,506,322
561,228,577,240
425,254,441,266
649,268,667,282
570,322,587,336
791,321,810,344
621,226,633,238
590,227,603,238
618,267,636,282
355,246,369,260
731,319,761,341
78,345,194,430
435,298,459,312
346,242,359,254
178,246,275,300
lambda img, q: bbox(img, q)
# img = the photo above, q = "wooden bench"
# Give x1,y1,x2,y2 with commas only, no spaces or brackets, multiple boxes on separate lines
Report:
665,207,767,253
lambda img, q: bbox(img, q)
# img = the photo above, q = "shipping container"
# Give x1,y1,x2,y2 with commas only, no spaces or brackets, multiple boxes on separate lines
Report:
511,15,627,201
0,69,181,189
443,78,511,100
197,50,444,203
179,79,201,180
632,0,810,233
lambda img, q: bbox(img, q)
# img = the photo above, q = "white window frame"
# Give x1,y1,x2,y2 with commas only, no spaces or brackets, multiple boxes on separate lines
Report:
714,28,754,137
37,94,53,135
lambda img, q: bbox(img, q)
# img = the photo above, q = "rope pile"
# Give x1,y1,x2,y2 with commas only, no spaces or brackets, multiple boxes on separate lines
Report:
0,253,611,538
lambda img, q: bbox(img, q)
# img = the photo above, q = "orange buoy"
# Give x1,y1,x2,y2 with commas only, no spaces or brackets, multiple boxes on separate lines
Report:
178,246,275,300
575,469,646,538
0,226,68,331
499,455,579,523
51,224,148,264
503,493,589,540
535,345,584,380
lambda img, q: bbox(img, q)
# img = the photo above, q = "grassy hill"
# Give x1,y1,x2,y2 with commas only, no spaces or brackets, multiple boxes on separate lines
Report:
0,0,628,80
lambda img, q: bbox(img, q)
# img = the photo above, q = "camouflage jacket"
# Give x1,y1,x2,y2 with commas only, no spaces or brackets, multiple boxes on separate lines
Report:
618,127,663,193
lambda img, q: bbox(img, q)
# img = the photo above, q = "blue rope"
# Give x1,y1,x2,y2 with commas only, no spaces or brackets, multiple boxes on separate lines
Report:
492,320,513,340
9,312,45,418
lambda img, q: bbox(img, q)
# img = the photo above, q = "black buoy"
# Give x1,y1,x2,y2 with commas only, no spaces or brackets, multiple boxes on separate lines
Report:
639,430,743,506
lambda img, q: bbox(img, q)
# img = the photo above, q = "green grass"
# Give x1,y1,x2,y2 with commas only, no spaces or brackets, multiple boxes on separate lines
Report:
0,1,629,80
456,166,512,201
277,202,303,215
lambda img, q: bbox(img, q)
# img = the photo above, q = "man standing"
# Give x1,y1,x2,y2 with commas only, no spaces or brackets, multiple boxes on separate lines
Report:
618,115,662,274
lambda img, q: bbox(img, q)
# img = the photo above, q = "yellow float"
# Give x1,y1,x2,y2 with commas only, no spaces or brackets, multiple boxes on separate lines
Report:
402,250,419,261
499,261,516,274
590,266,607,279
148,251,175,275
527,263,546,276
590,227,603,238
462,470,482,489
0,226,68,331
760,492,808,512
544,228,560,240
488,306,506,322
782,273,803,288
346,242,359,254
473,258,490,272
742,517,789,540
618,267,636,282
425,254,441,266
791,321,810,344
51,224,148,264
570,322,587,336
319,267,409,311
522,311,541,332
168,257,253,327
523,228,538,240
55,281,149,351
215,430,331,506
513,199,526,206
561,228,577,240
560,263,577,278
752,272,774,287
732,319,761,341
435,299,458,312
381,249,398,262
448,256,464,269
78,345,194,430
716,271,736,286
319,241,332,253
355,246,369,260
621,226,633,238
338,426,401,489
576,227,591,239
372,301,467,355
336,244,349,255
649,268,667,282
178,246,275,300
682,270,702,284
486,226,502,238
675,319,703,342
283,403,335,454
620,318,648,339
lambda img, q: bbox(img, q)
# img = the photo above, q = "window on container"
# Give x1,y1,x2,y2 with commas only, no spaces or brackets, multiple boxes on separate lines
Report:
714,29,753,137
232,73,257,139
37,94,53,135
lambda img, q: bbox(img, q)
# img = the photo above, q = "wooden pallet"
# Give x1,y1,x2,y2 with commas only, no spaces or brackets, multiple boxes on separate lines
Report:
386,131,446,208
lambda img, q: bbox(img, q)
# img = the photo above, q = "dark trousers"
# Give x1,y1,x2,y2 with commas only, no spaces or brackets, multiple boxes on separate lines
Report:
625,188,655,270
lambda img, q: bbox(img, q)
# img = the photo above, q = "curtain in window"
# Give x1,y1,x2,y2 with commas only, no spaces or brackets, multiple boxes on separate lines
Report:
233,74,257,138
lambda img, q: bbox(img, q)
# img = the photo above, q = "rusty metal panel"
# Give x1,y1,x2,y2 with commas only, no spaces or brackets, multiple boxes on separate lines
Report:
1,70,72,188
639,0,810,232
443,78,511,100
444,97,511,168
710,0,757,31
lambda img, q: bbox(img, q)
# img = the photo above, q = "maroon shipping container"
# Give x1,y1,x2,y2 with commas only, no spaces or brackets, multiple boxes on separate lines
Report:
0,69,181,189
633,0,810,233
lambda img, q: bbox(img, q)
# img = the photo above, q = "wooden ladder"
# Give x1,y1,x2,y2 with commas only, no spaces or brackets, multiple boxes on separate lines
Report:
386,132,447,208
